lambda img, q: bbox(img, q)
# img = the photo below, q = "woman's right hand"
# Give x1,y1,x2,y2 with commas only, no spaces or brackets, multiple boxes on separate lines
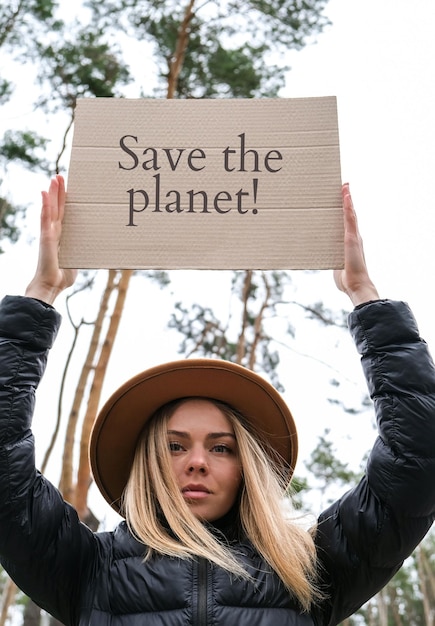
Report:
25,175,78,305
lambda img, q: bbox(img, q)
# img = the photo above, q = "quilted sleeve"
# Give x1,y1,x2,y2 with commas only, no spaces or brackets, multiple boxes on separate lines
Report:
0,295,97,626
314,300,435,626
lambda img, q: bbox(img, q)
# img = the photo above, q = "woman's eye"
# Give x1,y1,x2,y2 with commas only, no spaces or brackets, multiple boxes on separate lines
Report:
212,444,232,454
168,441,183,452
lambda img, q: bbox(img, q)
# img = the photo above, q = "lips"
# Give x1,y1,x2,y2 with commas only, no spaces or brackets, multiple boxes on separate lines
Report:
182,484,211,499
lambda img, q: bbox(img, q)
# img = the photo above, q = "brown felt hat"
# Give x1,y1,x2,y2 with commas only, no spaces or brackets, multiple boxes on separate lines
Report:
90,358,298,514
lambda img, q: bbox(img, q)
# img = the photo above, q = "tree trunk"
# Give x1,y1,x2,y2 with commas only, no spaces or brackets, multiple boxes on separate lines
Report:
0,578,17,626
248,273,271,371
366,599,377,626
417,546,434,626
377,588,389,626
75,269,133,520
235,270,252,365
389,586,404,626
420,544,435,603
166,0,196,99
59,270,117,502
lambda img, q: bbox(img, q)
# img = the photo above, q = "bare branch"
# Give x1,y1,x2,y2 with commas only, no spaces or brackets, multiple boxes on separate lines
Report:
235,270,252,365
248,272,271,371
55,104,75,174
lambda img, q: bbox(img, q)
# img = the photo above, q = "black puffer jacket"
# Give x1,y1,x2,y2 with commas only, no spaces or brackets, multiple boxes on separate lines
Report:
0,295,434,626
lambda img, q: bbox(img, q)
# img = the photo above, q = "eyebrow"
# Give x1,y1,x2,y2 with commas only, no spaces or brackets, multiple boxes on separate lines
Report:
167,430,236,440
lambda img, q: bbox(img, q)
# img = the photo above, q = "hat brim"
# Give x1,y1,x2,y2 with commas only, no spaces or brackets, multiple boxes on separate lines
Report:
90,358,297,514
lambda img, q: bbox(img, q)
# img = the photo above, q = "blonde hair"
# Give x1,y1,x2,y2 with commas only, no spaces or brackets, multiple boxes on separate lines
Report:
122,398,321,612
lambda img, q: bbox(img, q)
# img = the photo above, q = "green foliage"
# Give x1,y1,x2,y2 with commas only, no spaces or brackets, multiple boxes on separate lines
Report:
29,0,58,21
0,0,61,50
0,130,50,171
0,193,24,254
0,130,49,250
304,428,362,505
287,474,311,510
0,78,13,104
225,0,329,47
0,0,60,250
169,301,233,358
1,2,131,250
84,0,329,98
35,27,131,111
145,13,285,97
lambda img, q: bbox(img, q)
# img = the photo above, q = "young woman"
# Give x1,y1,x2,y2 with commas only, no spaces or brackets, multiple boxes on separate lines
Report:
0,176,434,626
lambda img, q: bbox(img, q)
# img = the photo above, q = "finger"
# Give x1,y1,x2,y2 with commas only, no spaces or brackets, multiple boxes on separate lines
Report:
40,178,62,242
56,175,66,222
342,183,358,235
46,176,61,222
40,190,53,236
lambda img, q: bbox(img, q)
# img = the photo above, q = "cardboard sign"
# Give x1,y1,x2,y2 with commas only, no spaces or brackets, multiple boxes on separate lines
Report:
60,97,343,270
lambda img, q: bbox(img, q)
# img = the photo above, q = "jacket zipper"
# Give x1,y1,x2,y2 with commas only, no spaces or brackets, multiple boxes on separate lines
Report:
197,557,208,625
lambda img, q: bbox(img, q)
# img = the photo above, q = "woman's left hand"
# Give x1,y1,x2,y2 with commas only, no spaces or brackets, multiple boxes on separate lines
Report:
333,183,379,306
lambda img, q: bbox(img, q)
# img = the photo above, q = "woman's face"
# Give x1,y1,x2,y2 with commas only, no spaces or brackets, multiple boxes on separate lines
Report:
167,398,242,522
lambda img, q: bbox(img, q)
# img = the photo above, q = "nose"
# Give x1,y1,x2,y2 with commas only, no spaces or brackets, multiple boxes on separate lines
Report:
186,446,208,474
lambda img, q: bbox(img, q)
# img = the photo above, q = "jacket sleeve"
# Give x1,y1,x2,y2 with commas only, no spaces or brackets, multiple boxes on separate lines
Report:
314,299,435,626
0,295,97,626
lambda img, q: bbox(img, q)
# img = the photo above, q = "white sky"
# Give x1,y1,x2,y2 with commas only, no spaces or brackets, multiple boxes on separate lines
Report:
1,0,435,525
282,0,435,328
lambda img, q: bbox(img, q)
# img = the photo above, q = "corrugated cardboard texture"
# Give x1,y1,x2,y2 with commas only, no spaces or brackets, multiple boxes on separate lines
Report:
61,97,343,269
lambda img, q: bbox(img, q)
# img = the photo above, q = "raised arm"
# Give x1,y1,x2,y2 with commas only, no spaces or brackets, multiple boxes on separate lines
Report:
0,177,94,625
334,183,379,306
313,185,435,625
25,175,77,304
